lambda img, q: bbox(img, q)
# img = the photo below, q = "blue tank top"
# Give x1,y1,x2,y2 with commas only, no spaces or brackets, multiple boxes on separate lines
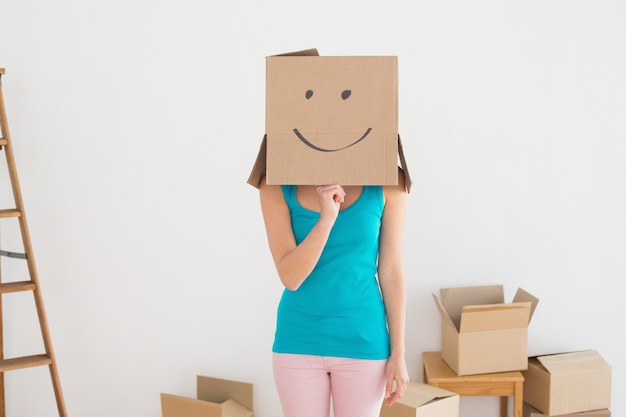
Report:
272,185,390,360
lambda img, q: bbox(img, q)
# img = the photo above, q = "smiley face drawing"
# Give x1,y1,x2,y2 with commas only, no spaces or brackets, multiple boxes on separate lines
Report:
264,54,399,186
293,88,373,153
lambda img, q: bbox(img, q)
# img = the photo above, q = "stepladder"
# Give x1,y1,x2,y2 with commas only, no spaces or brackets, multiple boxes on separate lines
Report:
0,68,68,416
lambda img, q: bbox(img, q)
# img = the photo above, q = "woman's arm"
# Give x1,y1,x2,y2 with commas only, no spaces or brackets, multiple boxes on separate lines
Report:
379,168,409,406
259,177,345,291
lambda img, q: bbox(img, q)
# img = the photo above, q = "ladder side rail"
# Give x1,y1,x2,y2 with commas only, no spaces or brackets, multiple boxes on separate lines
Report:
0,69,7,417
0,71,68,417
0,227,5,417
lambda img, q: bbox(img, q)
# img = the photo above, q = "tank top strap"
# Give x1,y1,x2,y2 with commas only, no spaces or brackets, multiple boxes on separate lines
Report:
281,185,296,208
362,185,384,209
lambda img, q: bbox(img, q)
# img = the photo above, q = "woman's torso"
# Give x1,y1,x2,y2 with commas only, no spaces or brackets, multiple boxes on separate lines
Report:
272,185,390,360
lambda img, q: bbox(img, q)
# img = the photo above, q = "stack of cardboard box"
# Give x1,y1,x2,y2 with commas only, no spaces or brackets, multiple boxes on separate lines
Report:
432,285,612,416
160,376,253,417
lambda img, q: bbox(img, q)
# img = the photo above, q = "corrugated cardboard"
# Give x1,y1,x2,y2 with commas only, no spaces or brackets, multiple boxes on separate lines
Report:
523,402,611,417
432,285,539,376
380,381,459,417
197,376,253,412
248,48,412,192
161,394,252,417
161,376,253,417
523,350,611,416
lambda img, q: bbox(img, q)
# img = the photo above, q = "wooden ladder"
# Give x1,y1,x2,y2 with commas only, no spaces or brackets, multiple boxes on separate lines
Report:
0,68,68,416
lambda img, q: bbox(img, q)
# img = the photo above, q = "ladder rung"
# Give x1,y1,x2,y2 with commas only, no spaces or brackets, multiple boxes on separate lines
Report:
0,281,36,294
0,209,21,218
0,249,27,259
0,138,7,146
0,354,52,372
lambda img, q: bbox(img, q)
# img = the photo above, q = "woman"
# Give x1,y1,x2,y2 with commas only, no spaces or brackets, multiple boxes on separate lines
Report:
259,168,409,417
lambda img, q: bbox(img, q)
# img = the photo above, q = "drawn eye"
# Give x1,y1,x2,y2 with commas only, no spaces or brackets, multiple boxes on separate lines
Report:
305,90,314,99
341,90,351,100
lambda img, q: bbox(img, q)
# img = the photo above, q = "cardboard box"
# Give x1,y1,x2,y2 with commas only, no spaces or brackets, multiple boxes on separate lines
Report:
432,285,539,375
248,48,412,192
380,381,459,417
523,402,611,417
161,395,252,417
161,376,253,417
523,350,611,416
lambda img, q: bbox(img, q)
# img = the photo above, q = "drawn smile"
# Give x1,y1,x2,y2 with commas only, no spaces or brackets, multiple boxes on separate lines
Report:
292,128,372,153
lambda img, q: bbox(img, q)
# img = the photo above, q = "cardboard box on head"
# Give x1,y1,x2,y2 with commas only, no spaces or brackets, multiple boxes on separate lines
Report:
248,48,411,192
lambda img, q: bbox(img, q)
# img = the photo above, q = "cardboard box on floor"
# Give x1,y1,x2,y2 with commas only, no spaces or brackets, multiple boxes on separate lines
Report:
432,285,539,376
523,350,611,416
161,376,253,417
380,381,459,417
523,402,611,417
247,48,412,192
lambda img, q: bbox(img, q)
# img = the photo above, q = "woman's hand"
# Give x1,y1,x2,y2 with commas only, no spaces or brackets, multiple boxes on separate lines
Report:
384,353,409,406
259,180,346,291
316,184,345,225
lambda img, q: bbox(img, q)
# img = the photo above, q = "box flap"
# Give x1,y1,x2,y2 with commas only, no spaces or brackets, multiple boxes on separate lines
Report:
513,288,539,322
247,135,267,189
197,376,254,412
161,393,222,417
394,381,457,408
221,399,254,417
459,302,532,332
273,48,319,57
439,285,504,322
432,293,457,330
537,350,611,375
397,135,412,193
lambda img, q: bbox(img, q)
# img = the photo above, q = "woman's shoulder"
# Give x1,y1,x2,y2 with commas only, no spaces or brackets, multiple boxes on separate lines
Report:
260,177,287,202
382,168,407,199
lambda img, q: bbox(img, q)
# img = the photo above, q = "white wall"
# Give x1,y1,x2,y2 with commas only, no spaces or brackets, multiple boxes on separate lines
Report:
1,1,624,416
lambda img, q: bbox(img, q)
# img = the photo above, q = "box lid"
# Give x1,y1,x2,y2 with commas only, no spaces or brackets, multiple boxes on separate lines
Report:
536,350,611,375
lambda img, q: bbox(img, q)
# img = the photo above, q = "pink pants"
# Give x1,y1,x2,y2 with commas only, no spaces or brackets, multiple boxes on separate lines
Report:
273,353,387,417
